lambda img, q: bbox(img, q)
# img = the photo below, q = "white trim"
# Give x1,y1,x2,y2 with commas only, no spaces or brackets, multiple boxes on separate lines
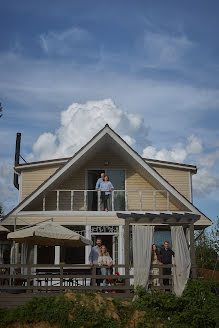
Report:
145,159,197,171
15,158,197,172
85,225,91,264
105,128,203,216
188,171,192,202
19,171,23,203
17,210,191,216
8,126,209,223
15,159,67,170
12,128,108,215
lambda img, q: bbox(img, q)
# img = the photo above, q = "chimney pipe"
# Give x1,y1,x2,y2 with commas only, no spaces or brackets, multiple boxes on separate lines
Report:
14,132,21,189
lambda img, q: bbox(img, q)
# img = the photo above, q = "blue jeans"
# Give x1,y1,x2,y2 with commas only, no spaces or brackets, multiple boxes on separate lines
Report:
100,267,110,286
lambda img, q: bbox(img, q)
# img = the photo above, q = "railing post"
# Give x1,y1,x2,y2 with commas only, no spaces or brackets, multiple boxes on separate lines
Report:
159,264,164,290
97,191,101,211
26,265,31,293
84,190,88,211
112,190,114,211
91,266,96,287
153,191,156,211
190,223,197,279
167,192,170,211
139,191,142,211
70,191,74,211
60,265,64,290
125,191,128,211
124,220,130,290
43,194,46,211
56,191,59,211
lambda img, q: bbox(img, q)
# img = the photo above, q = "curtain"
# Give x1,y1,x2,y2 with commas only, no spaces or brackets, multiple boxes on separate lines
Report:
171,226,191,296
132,225,154,288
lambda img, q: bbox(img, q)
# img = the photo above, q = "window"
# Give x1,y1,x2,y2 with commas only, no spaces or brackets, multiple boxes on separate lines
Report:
37,246,55,264
60,226,85,264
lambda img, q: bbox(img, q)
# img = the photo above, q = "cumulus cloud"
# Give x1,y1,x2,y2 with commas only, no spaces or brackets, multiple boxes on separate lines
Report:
0,161,18,214
142,135,202,162
27,99,150,161
142,136,219,197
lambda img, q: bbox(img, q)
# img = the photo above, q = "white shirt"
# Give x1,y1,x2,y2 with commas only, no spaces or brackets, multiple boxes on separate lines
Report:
98,255,112,266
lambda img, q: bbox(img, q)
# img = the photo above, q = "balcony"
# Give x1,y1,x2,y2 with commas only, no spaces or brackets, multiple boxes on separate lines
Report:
41,189,171,212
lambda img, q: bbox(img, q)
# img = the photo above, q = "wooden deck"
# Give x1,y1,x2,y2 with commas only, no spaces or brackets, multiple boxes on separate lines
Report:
0,263,173,308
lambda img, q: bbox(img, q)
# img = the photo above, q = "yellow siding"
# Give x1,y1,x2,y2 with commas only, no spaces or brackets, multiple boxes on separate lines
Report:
152,166,191,201
22,148,186,212
21,165,61,201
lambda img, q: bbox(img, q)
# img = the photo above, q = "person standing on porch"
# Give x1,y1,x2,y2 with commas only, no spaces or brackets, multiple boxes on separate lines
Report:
160,241,175,287
100,175,114,212
151,244,161,286
98,245,113,287
95,172,105,190
89,237,102,286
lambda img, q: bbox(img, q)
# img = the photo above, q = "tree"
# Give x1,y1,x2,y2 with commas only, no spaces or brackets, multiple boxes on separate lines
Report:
0,203,3,217
195,218,219,270
0,102,2,118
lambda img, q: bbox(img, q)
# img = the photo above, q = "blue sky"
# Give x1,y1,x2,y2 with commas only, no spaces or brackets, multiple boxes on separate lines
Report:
0,0,219,222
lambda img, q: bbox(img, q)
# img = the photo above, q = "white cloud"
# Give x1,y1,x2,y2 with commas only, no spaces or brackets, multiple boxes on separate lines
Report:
28,99,150,161
186,135,203,154
193,168,219,196
0,161,18,214
39,27,90,56
198,150,219,168
142,135,202,162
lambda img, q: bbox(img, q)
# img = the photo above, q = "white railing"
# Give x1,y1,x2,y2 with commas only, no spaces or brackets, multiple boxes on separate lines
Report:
42,189,170,212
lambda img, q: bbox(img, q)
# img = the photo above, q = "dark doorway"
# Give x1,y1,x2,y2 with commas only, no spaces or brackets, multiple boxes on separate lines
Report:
87,170,104,211
92,235,113,259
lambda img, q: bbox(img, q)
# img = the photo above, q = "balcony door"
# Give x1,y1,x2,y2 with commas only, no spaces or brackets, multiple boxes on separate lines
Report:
87,169,125,211
105,169,125,211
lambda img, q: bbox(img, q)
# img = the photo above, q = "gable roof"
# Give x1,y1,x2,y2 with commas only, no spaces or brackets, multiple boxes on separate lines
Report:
3,124,211,225
14,156,197,172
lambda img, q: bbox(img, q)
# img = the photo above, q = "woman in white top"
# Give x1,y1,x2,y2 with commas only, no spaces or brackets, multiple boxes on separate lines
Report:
98,245,113,286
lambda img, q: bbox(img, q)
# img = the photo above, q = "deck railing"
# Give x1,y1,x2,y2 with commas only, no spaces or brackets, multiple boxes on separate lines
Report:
42,189,170,212
0,263,173,294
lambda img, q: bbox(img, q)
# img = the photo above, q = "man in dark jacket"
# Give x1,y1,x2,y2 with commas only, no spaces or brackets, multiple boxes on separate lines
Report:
160,241,175,286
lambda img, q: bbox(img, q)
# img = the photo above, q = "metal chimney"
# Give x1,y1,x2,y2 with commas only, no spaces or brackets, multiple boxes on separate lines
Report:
13,132,21,189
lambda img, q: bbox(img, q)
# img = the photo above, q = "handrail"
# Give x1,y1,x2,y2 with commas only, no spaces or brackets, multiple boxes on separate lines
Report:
0,263,173,292
42,189,170,212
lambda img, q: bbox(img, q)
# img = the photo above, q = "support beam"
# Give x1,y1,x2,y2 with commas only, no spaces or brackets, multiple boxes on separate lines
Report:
189,223,197,279
124,220,130,287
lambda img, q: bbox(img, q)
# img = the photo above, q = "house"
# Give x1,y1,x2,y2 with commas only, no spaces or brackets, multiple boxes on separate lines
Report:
1,124,211,275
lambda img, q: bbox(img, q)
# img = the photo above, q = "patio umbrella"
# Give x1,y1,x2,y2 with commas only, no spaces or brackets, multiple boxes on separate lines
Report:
7,222,92,247
0,225,10,234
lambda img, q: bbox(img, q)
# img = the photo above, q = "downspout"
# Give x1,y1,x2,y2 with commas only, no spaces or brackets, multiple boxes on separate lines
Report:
13,132,21,189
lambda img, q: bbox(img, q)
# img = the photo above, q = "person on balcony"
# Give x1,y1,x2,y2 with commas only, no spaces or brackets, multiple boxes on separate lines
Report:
95,172,105,190
100,175,114,211
151,244,162,286
160,241,175,287
98,245,113,287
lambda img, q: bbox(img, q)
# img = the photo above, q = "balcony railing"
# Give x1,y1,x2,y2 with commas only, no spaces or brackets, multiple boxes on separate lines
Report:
41,189,170,212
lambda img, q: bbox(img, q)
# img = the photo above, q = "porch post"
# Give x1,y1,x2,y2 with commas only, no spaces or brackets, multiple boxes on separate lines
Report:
189,223,197,279
124,219,130,287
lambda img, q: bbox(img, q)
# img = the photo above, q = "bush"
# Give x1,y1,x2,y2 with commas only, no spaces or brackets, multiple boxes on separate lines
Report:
134,279,219,328
0,280,218,328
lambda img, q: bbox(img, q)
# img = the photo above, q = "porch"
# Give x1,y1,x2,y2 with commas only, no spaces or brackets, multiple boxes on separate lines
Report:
0,263,173,308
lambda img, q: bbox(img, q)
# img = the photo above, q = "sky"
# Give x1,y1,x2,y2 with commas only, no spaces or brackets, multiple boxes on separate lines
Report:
0,0,219,222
